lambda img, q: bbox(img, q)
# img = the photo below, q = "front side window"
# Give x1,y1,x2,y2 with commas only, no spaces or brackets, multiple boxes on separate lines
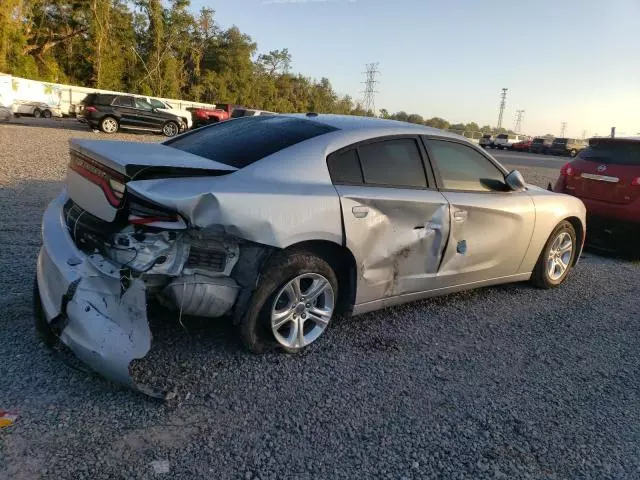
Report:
134,98,153,110
149,99,166,109
426,139,506,192
357,138,427,188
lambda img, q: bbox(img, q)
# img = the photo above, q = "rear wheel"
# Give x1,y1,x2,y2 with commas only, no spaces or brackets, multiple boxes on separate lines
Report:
162,121,179,137
531,221,577,288
33,109,42,118
570,148,577,157
42,109,52,119
239,252,338,354
100,116,119,133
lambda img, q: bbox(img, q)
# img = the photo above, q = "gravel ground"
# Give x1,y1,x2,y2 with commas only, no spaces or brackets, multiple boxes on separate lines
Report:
1,119,639,479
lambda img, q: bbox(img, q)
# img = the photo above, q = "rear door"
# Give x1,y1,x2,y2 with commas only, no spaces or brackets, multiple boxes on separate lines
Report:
112,96,136,127
329,136,450,304
423,137,535,285
566,139,640,205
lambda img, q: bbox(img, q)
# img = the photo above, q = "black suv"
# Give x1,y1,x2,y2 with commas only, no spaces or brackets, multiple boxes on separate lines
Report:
529,137,554,154
77,94,185,137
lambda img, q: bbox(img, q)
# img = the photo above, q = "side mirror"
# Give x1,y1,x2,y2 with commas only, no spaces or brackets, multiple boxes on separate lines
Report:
505,169,526,191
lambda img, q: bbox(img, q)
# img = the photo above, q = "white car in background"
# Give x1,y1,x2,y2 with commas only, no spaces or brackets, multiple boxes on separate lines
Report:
140,97,193,129
0,105,12,121
493,133,528,150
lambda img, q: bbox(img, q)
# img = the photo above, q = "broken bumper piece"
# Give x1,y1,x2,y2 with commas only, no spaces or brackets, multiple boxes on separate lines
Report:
36,192,168,398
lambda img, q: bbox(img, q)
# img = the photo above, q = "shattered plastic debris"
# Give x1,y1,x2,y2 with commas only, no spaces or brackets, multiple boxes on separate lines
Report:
149,459,170,474
0,410,18,428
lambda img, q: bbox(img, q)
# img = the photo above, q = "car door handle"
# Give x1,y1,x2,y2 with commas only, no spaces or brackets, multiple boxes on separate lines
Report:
352,205,369,218
453,210,468,222
415,222,441,231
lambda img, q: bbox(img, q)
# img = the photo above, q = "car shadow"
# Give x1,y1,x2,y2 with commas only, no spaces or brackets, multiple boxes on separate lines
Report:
7,117,164,137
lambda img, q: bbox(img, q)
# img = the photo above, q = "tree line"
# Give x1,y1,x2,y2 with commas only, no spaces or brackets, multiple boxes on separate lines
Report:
0,0,510,134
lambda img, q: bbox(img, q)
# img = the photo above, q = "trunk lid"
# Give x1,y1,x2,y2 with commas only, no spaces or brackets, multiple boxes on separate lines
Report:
67,139,237,221
565,139,640,205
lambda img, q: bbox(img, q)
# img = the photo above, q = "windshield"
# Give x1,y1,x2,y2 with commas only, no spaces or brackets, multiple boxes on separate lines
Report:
165,116,338,168
579,140,640,165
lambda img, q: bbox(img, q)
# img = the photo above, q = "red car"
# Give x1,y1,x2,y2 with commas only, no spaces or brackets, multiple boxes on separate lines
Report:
511,139,533,151
553,137,640,253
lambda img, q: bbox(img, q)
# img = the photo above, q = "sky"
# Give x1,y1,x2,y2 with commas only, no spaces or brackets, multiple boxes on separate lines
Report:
191,0,640,138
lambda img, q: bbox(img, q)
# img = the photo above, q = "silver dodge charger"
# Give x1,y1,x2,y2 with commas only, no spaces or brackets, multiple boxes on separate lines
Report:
34,114,586,396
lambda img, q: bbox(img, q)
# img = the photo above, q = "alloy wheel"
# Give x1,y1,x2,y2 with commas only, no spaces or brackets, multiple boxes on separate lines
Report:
163,122,178,136
270,273,335,349
102,118,118,133
547,232,573,281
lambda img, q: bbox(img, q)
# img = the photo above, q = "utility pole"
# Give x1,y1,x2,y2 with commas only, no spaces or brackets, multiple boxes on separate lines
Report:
361,63,379,116
497,88,508,129
560,122,567,137
514,110,525,133
581,129,587,140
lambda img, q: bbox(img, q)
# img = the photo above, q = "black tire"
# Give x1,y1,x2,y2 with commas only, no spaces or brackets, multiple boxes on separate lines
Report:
33,278,58,348
33,108,42,118
238,251,338,354
100,116,119,133
570,148,577,157
162,120,179,137
530,221,577,289
42,109,52,119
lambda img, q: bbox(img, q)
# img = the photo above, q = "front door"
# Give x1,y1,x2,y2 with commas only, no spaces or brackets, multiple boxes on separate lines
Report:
327,137,451,305
132,97,164,129
423,138,536,286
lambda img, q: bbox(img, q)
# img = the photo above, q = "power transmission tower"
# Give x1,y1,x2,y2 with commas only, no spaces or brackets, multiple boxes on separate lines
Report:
560,122,567,137
581,129,587,140
497,88,508,129
361,63,379,116
514,110,525,133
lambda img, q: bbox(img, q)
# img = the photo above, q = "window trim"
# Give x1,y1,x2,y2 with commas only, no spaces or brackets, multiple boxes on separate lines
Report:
421,136,513,194
326,135,436,190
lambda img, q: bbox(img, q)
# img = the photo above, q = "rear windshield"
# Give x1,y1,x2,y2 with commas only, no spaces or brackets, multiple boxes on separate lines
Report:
481,134,491,139
579,140,640,165
164,116,338,168
496,134,508,139
553,138,568,144
532,138,545,144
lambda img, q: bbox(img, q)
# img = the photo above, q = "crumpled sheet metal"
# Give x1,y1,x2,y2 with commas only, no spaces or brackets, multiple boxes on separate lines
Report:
60,276,167,398
127,176,343,249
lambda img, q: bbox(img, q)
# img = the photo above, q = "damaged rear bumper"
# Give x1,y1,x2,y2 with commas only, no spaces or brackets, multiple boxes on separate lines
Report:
35,191,163,395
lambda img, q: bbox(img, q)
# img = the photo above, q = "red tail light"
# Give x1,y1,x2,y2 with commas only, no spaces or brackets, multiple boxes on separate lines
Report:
68,152,126,207
560,162,574,176
632,177,640,186
84,106,97,113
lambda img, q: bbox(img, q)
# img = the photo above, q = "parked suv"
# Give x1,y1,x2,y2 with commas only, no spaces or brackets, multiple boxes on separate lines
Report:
548,138,587,157
553,137,640,253
479,134,493,148
77,94,185,136
140,97,193,129
529,137,554,154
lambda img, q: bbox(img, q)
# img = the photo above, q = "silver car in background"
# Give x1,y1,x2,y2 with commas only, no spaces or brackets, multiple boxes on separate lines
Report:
34,114,586,397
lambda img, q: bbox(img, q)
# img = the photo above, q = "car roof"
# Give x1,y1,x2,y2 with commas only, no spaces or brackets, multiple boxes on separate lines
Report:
283,113,465,141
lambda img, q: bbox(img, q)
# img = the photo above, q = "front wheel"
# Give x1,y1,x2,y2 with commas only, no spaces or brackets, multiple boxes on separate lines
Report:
238,252,338,354
570,148,577,157
530,221,577,288
162,121,179,137
42,109,52,119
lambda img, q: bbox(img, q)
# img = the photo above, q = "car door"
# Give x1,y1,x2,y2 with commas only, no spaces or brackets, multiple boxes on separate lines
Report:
423,137,536,286
328,136,451,306
133,98,163,129
111,96,137,127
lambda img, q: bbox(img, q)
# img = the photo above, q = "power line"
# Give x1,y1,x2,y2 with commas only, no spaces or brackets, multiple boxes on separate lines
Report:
514,110,525,133
497,88,508,129
361,63,379,116
560,122,567,137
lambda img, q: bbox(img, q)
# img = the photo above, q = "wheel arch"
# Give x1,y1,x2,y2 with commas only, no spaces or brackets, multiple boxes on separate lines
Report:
283,239,358,315
564,215,585,266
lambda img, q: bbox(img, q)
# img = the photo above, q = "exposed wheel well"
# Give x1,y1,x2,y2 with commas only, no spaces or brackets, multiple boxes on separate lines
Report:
284,240,357,315
564,216,584,266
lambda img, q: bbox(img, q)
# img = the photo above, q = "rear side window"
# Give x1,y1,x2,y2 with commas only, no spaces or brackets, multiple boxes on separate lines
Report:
580,140,640,165
327,149,363,184
165,116,338,168
427,139,506,192
358,138,427,187
113,96,134,107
